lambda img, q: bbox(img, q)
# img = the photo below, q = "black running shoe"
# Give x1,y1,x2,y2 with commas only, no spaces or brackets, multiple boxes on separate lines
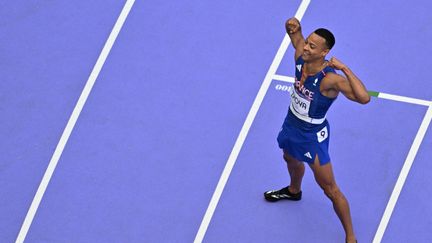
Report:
264,186,302,202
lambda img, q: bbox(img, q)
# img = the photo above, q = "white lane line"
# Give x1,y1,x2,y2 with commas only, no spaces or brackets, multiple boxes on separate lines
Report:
378,93,431,106
373,104,432,243
15,1,135,242
273,74,432,106
193,1,311,242
273,74,295,83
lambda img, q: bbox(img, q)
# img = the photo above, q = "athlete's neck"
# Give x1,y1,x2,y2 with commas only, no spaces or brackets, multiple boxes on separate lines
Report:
304,58,327,75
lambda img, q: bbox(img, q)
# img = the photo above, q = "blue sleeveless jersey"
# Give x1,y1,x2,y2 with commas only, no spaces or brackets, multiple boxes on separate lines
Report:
286,56,336,131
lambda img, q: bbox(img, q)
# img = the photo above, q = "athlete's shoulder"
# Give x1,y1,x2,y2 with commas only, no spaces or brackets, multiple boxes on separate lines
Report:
321,71,346,91
324,64,335,72
323,71,345,82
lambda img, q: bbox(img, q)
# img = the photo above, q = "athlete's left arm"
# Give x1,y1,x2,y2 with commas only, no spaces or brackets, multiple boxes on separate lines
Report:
327,57,370,104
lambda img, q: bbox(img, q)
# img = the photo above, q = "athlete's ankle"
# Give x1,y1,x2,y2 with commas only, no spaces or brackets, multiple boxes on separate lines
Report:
288,186,301,194
345,234,356,243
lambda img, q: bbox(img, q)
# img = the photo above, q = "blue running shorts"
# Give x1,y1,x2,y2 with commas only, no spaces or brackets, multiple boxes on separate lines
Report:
277,120,331,165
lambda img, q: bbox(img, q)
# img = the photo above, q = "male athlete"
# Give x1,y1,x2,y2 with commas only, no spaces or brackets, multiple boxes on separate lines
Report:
264,17,370,243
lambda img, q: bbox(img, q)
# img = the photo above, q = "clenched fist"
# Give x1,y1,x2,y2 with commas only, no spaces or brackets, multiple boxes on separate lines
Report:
286,17,301,34
328,57,347,70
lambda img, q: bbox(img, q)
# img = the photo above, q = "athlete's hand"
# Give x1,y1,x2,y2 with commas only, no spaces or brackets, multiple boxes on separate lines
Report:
328,57,347,71
286,17,301,34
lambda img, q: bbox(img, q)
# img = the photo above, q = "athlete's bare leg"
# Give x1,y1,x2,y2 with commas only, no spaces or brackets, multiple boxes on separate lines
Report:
308,156,356,243
283,150,305,194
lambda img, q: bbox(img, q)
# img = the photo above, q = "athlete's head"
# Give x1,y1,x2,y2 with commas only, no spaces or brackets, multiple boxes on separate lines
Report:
302,28,335,62
314,28,335,49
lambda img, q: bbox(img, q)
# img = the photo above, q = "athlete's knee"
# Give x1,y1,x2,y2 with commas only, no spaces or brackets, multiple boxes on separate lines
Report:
283,152,300,165
322,184,342,201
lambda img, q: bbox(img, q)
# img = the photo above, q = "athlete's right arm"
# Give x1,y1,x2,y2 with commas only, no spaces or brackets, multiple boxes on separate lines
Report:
285,17,305,60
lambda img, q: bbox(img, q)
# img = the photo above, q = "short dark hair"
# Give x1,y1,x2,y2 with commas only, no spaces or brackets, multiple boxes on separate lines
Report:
314,28,335,50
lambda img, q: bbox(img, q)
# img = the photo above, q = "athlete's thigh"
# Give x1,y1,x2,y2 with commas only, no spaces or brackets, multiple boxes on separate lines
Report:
283,149,303,167
308,155,337,187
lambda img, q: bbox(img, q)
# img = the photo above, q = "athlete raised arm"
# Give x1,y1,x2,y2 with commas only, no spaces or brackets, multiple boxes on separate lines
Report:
285,17,305,60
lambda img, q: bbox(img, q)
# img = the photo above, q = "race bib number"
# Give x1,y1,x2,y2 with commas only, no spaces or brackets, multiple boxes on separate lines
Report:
290,88,310,116
317,126,328,143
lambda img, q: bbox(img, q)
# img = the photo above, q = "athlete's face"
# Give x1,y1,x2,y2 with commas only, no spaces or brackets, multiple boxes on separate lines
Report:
302,33,330,62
